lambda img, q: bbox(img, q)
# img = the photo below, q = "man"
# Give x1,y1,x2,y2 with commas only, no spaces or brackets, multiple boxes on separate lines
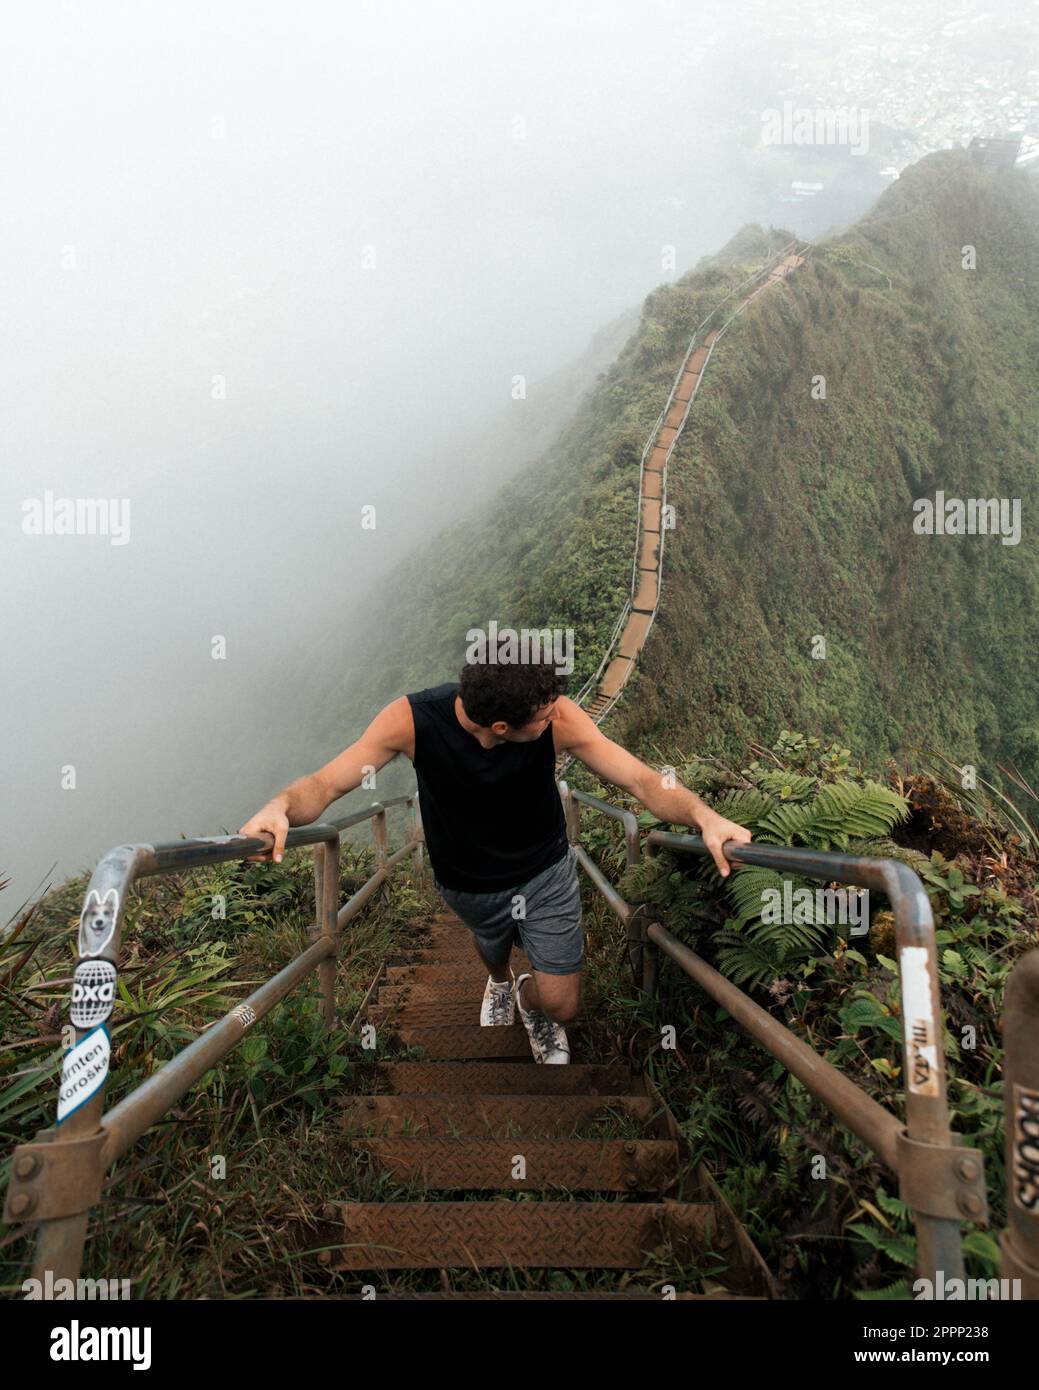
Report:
239,651,752,1064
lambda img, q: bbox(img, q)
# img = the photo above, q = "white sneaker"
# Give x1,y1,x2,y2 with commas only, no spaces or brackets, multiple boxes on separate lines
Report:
480,973,515,1026
514,972,570,1064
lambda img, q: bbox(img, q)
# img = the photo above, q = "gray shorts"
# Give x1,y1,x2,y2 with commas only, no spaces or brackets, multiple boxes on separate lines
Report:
434,845,584,976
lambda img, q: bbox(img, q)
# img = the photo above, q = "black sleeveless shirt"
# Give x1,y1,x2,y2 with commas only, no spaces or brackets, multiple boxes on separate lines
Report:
407,682,568,892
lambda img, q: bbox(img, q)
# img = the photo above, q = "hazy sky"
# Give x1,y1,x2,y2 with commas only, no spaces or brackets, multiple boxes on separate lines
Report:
3,0,1019,910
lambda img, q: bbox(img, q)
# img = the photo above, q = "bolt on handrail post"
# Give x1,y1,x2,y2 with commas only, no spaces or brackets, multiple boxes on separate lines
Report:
312,833,341,1029
1000,948,1039,1298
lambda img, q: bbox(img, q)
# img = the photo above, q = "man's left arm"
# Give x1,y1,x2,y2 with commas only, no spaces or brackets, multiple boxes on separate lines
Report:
554,697,752,877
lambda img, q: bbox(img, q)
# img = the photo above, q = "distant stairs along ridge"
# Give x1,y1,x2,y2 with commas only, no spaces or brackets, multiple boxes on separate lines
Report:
577,242,808,730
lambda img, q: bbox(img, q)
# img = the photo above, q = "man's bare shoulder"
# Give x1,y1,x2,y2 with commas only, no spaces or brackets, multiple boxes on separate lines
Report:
552,694,598,753
367,695,415,758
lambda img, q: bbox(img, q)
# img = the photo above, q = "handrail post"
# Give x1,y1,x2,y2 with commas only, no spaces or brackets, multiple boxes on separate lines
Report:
559,781,580,844
371,802,390,903
883,860,972,1289
312,833,340,1029
13,844,154,1285
1000,949,1039,1298
643,829,987,1285
406,793,424,879
627,905,658,1005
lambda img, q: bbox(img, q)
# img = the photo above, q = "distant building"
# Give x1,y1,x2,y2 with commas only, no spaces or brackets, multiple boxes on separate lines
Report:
968,136,1023,171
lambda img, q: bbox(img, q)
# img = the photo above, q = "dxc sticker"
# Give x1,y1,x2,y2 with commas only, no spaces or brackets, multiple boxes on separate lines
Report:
78,888,120,958
71,959,117,1029
1013,1084,1039,1214
57,1025,111,1124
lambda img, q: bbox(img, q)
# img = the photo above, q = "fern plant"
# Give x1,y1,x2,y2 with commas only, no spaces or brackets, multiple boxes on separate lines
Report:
706,762,909,990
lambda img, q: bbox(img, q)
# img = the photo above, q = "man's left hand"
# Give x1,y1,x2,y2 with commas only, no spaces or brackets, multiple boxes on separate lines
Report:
696,810,753,878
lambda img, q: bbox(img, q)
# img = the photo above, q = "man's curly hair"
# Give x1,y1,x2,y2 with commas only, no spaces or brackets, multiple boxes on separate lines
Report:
458,647,568,728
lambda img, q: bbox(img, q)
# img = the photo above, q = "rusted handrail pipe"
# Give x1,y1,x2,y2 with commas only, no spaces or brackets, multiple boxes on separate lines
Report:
645,828,978,1287
5,792,424,1286
646,923,902,1168
557,781,990,1289
568,787,641,866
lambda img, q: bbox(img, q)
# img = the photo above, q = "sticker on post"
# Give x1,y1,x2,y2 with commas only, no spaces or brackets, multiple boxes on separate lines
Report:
900,945,940,1097
71,959,117,1028
57,1025,111,1124
1012,1083,1039,1213
78,888,119,958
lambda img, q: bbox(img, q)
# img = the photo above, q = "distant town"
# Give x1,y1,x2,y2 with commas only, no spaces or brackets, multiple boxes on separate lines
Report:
753,0,1039,184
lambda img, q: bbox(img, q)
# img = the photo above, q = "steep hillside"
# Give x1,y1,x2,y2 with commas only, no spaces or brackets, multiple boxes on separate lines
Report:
622,150,1039,789
333,223,797,738
337,151,1039,796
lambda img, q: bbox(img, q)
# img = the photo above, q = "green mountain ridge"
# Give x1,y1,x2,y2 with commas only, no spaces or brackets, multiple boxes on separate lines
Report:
339,149,1039,793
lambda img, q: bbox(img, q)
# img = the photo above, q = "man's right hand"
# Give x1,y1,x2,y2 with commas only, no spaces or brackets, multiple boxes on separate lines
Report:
238,801,290,863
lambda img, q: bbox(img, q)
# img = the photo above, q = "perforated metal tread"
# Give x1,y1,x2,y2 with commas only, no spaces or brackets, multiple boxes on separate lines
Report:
355,1062,640,1095
352,1138,679,1191
329,1200,715,1271
341,1093,658,1137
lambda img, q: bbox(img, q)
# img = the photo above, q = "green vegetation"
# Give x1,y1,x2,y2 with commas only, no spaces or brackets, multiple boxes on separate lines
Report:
571,728,1037,1298
623,152,1039,794
0,840,433,1298
340,225,798,727
4,151,1037,1300
345,151,1039,807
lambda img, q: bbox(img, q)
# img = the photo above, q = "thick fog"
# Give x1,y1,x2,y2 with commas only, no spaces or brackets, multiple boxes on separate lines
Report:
2,0,1029,913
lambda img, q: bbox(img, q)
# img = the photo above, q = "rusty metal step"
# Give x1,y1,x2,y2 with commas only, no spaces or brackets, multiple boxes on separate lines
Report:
356,1062,641,1095
352,1138,679,1191
377,982,489,1004
400,949,533,967
363,1291,743,1299
370,1002,498,1026
386,963,530,984
385,1023,536,1059
341,1094,658,1137
328,1201,715,1271
403,946,486,961
377,983,600,1011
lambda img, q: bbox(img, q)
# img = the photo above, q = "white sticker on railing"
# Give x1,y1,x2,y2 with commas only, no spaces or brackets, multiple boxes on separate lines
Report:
900,945,940,1097
57,1024,111,1124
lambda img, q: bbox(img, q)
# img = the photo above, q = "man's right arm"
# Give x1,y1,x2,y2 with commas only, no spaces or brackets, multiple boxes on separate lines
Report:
238,696,414,861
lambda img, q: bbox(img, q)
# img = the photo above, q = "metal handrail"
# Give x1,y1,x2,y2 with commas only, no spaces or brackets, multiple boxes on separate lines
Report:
573,600,632,707
558,782,991,1290
4,792,425,1283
